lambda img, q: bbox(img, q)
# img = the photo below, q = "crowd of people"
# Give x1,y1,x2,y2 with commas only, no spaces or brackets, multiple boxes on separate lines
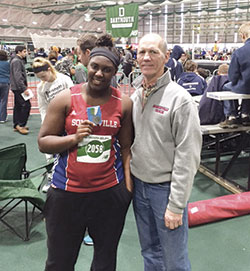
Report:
0,21,250,270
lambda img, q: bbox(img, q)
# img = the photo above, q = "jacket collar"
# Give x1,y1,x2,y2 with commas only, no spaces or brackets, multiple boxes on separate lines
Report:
133,68,172,91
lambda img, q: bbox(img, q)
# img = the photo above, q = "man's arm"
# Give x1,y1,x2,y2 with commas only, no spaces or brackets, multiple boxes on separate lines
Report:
228,53,240,85
165,100,202,229
12,60,27,92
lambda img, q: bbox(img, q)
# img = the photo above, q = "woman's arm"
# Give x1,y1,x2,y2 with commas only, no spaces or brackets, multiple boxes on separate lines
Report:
117,94,134,192
37,82,48,123
38,89,94,154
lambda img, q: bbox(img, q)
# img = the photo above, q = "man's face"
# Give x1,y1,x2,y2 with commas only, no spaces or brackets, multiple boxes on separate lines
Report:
19,49,27,59
180,53,187,62
137,36,168,80
78,45,90,67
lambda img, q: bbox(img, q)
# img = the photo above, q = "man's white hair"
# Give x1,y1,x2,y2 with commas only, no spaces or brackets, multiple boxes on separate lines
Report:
139,33,167,54
239,22,250,39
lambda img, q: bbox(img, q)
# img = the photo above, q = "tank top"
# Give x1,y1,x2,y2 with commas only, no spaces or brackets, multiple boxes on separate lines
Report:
52,84,124,193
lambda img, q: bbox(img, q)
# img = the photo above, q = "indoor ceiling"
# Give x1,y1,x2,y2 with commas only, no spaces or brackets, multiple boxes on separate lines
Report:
0,0,197,41
0,0,247,41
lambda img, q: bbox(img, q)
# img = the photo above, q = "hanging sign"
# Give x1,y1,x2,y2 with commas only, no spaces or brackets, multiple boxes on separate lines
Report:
106,3,138,38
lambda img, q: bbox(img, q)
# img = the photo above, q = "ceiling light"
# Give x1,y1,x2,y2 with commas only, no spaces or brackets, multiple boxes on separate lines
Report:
79,26,83,29
2,18,8,22
57,24,62,27
84,14,92,22
32,21,37,25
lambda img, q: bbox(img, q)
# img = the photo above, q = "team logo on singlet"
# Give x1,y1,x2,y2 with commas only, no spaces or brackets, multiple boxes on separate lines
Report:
77,135,111,163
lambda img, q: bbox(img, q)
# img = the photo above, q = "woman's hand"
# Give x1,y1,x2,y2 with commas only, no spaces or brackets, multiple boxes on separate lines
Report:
74,120,94,143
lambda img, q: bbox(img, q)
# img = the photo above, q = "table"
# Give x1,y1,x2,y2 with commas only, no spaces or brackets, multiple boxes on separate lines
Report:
200,124,250,194
207,91,250,101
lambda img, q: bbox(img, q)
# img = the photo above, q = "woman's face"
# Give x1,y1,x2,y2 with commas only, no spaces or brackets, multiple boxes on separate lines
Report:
36,68,54,82
87,55,116,92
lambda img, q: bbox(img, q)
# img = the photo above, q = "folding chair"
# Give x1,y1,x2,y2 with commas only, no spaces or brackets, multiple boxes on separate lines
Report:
0,143,53,241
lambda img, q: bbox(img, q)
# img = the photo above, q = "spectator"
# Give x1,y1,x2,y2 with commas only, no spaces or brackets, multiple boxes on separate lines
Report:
180,52,190,69
10,45,30,135
48,50,58,66
119,45,134,84
33,57,74,123
35,47,47,58
177,60,207,96
32,57,74,192
165,45,184,81
55,50,75,79
131,33,202,271
0,50,10,123
77,33,118,88
220,22,250,128
212,41,219,59
199,64,229,125
197,67,210,81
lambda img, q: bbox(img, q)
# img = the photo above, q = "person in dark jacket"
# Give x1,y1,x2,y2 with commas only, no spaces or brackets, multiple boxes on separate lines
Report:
165,45,184,81
220,22,250,128
118,45,134,85
199,64,229,125
0,50,10,123
10,45,30,135
177,60,207,96
35,47,48,58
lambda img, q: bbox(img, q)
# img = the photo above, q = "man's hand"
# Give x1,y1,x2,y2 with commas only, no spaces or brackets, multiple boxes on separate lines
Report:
23,89,30,96
164,208,183,230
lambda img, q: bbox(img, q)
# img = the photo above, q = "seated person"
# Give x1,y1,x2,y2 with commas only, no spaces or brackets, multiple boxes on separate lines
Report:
177,60,207,96
197,67,210,81
219,23,250,128
199,64,229,125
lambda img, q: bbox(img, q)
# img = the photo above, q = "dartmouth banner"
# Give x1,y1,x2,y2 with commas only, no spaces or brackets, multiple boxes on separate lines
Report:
106,3,138,38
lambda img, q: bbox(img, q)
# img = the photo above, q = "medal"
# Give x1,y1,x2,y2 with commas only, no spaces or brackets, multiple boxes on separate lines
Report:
93,115,101,125
87,106,102,125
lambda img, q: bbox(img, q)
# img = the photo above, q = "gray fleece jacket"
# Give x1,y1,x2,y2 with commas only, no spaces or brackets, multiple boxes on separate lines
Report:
130,71,202,214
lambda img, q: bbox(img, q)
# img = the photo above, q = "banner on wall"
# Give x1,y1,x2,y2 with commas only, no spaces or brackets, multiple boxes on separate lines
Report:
106,3,138,38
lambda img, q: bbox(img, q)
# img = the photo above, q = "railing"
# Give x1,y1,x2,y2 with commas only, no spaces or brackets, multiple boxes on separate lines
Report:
7,69,142,115
7,72,40,114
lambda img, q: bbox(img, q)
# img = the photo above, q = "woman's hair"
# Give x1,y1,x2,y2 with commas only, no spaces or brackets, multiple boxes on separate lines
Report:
96,34,114,48
32,57,57,77
0,50,8,61
48,50,58,61
197,68,210,79
90,34,121,69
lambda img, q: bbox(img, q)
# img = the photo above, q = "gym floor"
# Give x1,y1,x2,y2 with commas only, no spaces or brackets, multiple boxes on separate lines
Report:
1,114,250,271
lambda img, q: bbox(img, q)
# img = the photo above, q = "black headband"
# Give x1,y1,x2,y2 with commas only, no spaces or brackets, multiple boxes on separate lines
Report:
90,47,120,68
33,63,49,73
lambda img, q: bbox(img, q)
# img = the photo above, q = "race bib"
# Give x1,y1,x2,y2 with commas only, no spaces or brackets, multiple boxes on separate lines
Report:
77,135,111,163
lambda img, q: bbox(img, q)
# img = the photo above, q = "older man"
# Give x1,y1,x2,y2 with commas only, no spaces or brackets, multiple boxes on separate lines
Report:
131,33,202,271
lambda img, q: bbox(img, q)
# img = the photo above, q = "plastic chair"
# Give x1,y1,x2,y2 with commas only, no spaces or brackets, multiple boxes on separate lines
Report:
0,143,53,241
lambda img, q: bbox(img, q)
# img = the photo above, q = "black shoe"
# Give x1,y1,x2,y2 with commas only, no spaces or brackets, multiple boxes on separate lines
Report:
241,116,250,126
